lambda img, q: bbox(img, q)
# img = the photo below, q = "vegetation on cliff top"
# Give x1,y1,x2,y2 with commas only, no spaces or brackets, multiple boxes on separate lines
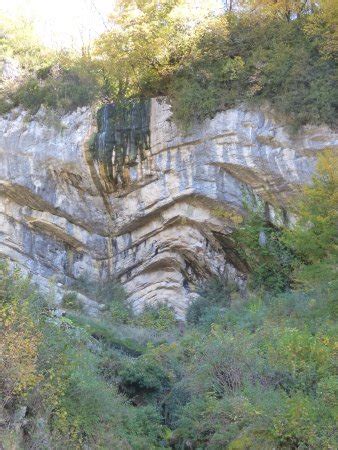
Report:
0,0,337,128
1,151,337,448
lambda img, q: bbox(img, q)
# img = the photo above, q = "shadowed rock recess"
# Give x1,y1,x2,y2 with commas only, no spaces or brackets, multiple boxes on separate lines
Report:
0,99,337,317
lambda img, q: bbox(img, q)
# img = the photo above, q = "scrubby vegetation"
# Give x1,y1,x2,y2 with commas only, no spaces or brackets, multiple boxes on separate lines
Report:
1,0,337,129
0,16,102,114
0,262,167,448
1,150,337,448
166,6,338,129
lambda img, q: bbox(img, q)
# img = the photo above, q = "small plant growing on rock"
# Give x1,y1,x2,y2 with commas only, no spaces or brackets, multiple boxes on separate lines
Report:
61,291,83,312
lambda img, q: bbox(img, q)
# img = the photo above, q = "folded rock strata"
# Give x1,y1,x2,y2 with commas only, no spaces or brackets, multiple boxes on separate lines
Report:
0,100,337,317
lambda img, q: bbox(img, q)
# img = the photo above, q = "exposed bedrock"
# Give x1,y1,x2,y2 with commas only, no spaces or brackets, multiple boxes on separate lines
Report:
0,100,337,317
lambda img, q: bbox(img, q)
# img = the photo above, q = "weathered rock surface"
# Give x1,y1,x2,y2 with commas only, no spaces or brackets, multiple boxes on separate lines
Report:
0,100,337,317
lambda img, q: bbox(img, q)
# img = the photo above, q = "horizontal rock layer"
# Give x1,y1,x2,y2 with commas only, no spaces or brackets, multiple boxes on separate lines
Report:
0,100,337,317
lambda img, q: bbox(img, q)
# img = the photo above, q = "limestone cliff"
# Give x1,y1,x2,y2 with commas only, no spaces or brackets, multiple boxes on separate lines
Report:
0,100,337,317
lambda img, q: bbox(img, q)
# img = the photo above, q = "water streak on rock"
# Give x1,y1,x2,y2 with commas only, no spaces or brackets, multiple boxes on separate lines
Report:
90,99,151,188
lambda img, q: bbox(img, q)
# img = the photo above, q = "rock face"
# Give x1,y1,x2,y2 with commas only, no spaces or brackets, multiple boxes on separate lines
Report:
0,100,337,317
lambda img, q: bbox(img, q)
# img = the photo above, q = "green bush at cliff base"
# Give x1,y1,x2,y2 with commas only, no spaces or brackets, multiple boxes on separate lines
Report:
282,149,338,286
1,260,337,448
69,275,134,324
138,302,177,331
186,277,236,326
231,211,296,294
0,261,166,449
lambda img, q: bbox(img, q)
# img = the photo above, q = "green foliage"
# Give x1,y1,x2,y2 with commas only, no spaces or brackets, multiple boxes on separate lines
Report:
317,376,338,407
93,0,192,99
168,154,337,448
232,209,296,294
1,56,101,114
283,150,338,285
170,284,337,449
250,0,318,20
120,353,169,392
66,313,145,356
1,2,336,128
107,283,134,324
168,78,222,128
0,261,43,407
138,302,177,331
1,236,337,448
0,17,102,114
0,261,167,448
168,8,337,129
186,277,235,326
264,327,335,389
71,275,133,324
228,151,338,295
62,291,83,311
92,2,337,129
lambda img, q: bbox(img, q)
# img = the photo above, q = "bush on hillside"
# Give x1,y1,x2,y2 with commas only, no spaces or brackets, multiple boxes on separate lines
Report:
138,302,177,331
0,260,167,448
283,149,338,285
1,57,101,114
186,277,236,326
71,274,133,324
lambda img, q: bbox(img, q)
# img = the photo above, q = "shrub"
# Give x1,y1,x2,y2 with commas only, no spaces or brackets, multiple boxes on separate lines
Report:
174,381,338,449
61,291,83,311
270,393,334,449
120,353,169,393
138,302,177,331
0,261,42,407
71,275,133,324
5,58,101,114
166,12,338,129
186,277,235,326
0,261,168,448
232,207,296,293
283,150,338,286
264,327,334,389
66,313,144,355
0,34,102,115
316,376,338,407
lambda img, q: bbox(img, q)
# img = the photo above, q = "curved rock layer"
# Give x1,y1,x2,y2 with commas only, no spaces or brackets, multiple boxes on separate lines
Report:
0,100,337,317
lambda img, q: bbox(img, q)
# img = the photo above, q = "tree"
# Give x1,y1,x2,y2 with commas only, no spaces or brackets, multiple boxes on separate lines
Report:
283,150,338,284
248,0,318,21
303,0,338,59
285,150,337,263
94,0,207,98
0,15,50,71
94,0,177,97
